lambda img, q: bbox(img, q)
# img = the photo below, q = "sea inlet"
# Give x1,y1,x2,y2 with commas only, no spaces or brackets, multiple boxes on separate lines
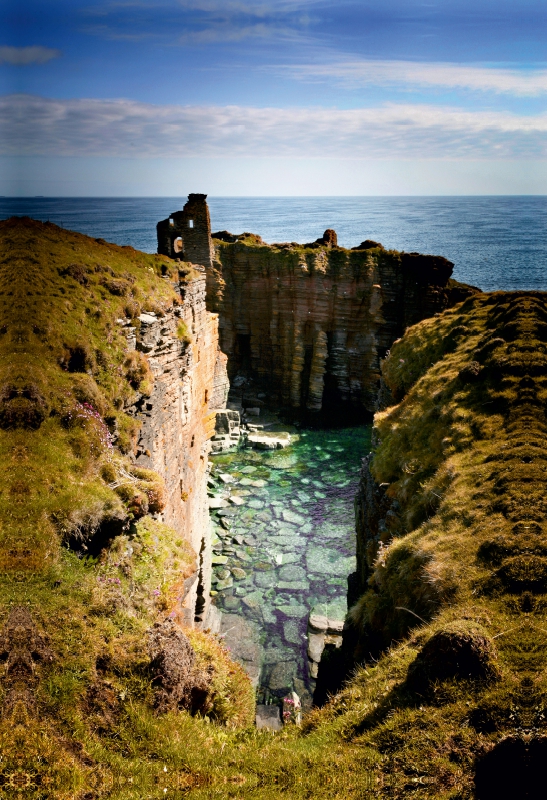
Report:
207,423,371,711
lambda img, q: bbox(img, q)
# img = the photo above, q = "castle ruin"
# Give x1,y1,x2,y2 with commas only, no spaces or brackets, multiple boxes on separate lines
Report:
157,193,214,269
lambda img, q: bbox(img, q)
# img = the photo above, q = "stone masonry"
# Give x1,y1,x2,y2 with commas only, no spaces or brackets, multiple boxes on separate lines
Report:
157,194,214,269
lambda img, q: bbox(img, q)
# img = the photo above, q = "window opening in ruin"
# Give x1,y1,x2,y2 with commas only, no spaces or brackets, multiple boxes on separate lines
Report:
191,434,195,447
188,219,194,228
194,537,206,624
173,237,183,254
204,389,208,405
169,218,174,226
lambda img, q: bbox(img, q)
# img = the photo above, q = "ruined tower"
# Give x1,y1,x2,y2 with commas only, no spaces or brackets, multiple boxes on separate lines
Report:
157,193,214,268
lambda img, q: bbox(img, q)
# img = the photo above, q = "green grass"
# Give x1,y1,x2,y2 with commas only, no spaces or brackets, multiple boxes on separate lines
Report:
2,219,545,798
0,219,255,794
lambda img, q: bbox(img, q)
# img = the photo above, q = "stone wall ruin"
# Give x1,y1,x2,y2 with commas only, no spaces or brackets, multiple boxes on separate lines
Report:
157,194,214,269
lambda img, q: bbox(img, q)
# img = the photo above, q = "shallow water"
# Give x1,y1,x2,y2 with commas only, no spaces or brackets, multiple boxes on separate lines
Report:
209,425,371,704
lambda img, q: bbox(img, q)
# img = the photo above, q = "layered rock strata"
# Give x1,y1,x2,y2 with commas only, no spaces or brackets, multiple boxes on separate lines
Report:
130,271,229,627
207,241,463,413
158,195,476,415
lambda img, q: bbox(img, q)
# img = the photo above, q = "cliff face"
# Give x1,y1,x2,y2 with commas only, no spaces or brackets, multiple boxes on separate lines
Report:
0,218,256,787
157,195,476,416
131,271,229,627
207,238,462,414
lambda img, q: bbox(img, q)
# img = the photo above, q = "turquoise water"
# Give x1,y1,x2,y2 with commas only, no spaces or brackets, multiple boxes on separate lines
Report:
209,425,371,702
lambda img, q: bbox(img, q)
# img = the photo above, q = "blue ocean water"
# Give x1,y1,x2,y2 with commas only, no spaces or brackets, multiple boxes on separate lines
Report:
1,196,545,292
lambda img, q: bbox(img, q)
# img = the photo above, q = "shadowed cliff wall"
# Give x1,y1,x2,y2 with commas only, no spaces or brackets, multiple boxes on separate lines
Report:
158,196,475,417
208,238,460,414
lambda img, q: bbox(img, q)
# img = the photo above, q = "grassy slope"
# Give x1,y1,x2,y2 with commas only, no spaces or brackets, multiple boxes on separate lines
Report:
0,219,254,797
3,218,544,799
313,291,547,797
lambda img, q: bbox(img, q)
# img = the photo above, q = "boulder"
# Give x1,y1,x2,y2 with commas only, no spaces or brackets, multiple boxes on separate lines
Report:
308,613,328,633
247,431,291,450
208,497,229,509
307,632,325,663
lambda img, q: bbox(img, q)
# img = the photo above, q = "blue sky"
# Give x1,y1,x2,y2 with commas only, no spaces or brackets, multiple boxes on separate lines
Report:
1,0,546,194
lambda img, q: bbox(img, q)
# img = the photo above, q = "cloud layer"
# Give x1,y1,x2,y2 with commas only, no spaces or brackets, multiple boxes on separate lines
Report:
0,47,61,66
286,60,547,97
2,94,545,159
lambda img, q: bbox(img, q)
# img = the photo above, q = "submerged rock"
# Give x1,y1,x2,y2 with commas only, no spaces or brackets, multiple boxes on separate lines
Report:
278,564,306,581
277,604,308,618
216,577,234,590
283,619,304,645
231,567,247,580
268,660,296,694
282,509,306,525
255,704,282,731
220,613,262,687
248,499,265,509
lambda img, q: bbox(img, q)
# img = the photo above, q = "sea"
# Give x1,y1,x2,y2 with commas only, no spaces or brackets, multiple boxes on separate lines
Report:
1,196,546,292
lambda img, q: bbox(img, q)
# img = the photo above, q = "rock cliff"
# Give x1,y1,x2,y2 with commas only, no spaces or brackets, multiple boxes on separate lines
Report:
129,270,229,626
208,241,472,414
158,196,476,416
0,217,256,791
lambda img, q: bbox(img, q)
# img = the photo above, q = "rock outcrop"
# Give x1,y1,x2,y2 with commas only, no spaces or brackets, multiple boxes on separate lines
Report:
207,239,465,414
130,270,229,627
158,197,477,416
147,618,211,713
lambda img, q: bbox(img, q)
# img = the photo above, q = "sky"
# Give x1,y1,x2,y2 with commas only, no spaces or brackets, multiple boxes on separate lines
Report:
1,0,546,195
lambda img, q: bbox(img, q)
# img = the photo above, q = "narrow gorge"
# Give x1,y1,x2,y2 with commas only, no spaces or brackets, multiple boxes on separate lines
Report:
3,203,542,799
152,194,477,713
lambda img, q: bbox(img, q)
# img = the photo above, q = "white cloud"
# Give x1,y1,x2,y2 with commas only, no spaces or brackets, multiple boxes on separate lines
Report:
1,94,545,159
0,46,61,66
283,60,547,97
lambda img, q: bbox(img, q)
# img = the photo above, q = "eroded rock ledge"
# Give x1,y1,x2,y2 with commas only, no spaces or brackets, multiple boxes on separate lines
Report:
127,271,229,627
